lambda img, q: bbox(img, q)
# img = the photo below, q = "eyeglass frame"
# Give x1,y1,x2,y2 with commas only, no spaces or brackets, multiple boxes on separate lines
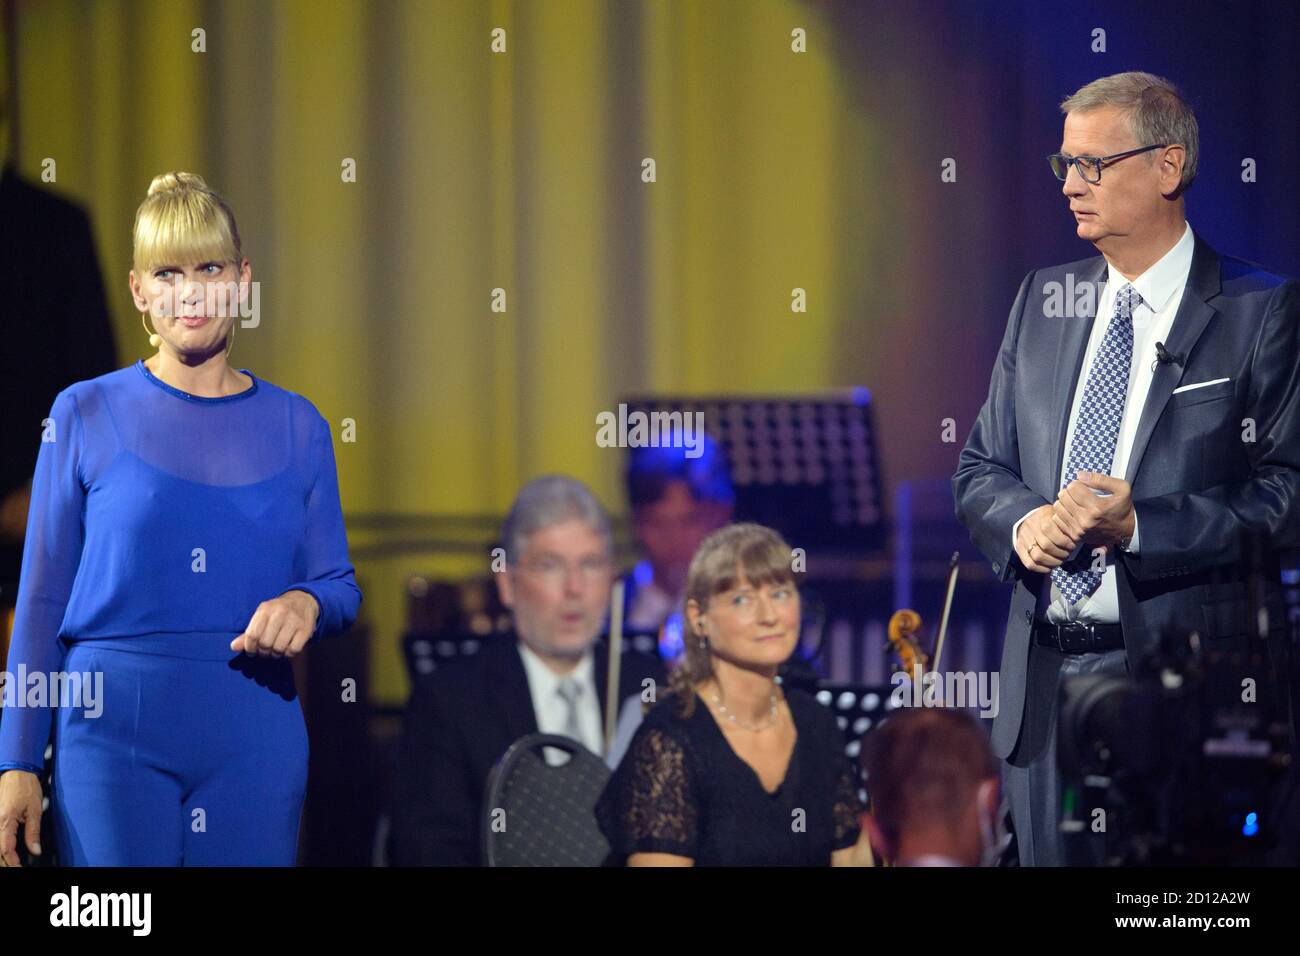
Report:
516,554,613,584
1048,144,1169,184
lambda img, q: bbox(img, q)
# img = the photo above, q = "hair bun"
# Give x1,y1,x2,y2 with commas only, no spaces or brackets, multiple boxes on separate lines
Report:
146,171,209,197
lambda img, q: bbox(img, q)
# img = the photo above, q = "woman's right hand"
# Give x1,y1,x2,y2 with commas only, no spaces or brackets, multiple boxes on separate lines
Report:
0,770,44,867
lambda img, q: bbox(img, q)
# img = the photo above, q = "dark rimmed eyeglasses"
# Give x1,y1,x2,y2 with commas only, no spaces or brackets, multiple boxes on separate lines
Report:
1048,144,1167,184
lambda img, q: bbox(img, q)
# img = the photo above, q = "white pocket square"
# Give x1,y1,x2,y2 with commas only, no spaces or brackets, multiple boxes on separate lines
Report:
1172,377,1230,395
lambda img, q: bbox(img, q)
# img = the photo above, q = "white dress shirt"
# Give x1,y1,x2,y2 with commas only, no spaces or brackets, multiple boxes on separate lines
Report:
1012,221,1194,623
517,641,604,756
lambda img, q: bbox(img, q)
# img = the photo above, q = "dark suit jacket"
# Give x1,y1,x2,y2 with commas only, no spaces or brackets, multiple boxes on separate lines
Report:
391,634,667,866
0,164,117,597
954,231,1300,760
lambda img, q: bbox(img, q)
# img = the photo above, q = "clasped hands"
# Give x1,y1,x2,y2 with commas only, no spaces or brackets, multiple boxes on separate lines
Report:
1015,470,1136,575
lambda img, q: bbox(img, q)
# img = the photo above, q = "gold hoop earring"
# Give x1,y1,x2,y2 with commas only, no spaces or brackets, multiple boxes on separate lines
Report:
141,312,161,349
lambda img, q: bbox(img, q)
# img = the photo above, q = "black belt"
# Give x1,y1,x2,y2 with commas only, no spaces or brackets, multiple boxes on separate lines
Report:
1032,619,1125,654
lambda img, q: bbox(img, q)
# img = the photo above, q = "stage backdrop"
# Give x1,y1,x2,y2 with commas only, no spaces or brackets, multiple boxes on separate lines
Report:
5,0,1298,705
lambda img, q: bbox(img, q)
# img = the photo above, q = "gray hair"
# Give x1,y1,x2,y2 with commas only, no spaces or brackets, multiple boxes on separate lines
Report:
501,475,613,562
1060,71,1198,195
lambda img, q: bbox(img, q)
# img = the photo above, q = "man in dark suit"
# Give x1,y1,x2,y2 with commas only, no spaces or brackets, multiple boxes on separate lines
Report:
954,72,1299,866
392,475,667,866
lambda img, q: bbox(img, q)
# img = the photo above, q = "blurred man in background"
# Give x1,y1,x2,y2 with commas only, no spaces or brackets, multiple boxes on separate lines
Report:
392,475,665,866
622,435,734,646
0,146,117,647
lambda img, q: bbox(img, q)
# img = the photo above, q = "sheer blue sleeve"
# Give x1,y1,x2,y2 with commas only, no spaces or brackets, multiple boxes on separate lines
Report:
0,390,86,773
282,412,360,639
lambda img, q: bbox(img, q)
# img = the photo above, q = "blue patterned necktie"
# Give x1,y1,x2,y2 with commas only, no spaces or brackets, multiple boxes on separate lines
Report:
1051,283,1142,606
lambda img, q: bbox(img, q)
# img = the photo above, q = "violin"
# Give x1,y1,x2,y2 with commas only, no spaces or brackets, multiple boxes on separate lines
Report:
886,551,960,680
887,608,929,681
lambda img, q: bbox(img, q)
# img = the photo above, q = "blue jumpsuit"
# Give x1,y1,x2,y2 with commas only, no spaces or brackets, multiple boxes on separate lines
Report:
0,360,361,865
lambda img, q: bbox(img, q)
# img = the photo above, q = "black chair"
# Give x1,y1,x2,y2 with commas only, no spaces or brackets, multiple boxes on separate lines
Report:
481,734,611,867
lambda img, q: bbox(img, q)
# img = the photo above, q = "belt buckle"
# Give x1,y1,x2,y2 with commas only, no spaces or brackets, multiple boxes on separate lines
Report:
1058,622,1092,653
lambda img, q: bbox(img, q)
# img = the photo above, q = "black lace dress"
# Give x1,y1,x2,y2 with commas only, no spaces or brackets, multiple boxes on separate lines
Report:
594,686,864,866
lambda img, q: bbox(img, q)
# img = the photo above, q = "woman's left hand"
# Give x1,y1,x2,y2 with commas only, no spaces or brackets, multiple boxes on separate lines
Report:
231,590,320,658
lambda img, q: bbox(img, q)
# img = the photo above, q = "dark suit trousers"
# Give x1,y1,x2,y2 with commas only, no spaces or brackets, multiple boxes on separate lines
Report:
1002,639,1128,866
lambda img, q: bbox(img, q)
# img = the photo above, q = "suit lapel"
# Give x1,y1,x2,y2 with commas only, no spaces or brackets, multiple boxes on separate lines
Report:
1050,256,1108,491
495,638,539,742
1123,233,1222,485
593,644,611,724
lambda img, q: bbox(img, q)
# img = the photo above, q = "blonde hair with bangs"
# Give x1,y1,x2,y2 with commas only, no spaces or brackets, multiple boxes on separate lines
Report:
133,172,244,353
133,171,242,274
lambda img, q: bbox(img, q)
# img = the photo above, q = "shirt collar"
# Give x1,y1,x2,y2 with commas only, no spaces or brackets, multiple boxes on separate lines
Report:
517,639,594,699
1106,220,1194,315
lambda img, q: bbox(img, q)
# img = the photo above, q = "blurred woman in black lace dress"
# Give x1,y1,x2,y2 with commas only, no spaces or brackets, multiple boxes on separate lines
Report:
595,523,869,866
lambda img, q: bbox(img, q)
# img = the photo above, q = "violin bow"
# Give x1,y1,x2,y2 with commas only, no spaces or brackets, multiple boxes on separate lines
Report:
931,551,960,674
603,578,625,757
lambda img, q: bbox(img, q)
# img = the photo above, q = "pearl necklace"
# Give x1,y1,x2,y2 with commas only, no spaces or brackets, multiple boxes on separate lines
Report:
710,684,779,732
